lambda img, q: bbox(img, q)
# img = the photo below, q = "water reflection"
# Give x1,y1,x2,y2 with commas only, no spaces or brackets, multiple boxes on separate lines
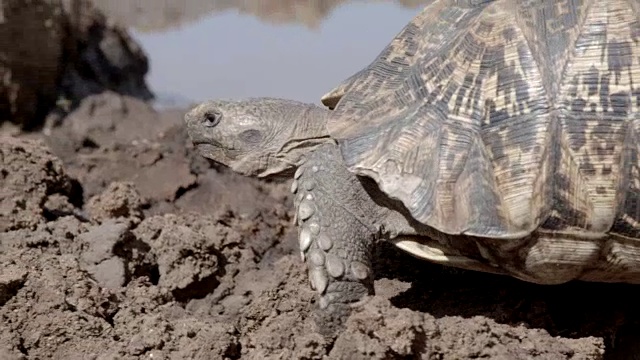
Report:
96,1,423,107
91,0,429,31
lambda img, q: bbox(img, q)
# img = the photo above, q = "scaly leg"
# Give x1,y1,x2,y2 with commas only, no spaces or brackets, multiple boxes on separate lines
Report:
291,144,377,335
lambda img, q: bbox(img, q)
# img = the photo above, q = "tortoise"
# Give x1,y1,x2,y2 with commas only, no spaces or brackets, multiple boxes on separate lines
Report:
185,0,640,332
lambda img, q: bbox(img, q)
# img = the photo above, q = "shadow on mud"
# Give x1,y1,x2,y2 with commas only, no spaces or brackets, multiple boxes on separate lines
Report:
373,242,640,359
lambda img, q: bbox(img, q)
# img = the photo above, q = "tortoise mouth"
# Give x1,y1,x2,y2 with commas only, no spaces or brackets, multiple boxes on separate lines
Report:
192,140,227,152
192,143,231,165
192,141,217,150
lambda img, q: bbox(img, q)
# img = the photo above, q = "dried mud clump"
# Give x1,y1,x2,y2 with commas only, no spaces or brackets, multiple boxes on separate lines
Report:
86,181,147,223
0,137,79,232
0,135,295,358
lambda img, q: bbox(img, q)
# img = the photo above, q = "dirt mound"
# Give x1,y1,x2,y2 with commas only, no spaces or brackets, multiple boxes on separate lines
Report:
3,93,640,358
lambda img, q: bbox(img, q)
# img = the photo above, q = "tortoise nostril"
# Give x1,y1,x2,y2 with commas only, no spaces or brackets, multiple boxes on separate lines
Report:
184,108,198,127
203,111,221,128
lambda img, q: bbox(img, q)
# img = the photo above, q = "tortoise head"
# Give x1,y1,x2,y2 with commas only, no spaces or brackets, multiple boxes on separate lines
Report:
185,98,331,178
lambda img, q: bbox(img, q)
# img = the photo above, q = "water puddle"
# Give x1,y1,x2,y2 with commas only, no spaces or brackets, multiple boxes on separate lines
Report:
122,2,422,107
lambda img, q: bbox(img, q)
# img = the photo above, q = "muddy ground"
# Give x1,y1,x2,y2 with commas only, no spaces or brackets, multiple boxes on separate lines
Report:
1,92,640,359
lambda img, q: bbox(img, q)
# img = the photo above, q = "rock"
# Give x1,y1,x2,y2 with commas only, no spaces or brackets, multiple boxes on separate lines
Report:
78,220,131,288
57,0,153,108
0,0,65,129
0,0,152,130
0,264,28,306
89,257,126,289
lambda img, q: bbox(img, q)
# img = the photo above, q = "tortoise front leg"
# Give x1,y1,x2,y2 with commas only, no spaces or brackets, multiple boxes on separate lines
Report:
291,147,377,335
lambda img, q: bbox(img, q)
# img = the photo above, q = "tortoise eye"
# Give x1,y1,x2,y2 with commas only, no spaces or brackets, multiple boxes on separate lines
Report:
203,111,221,127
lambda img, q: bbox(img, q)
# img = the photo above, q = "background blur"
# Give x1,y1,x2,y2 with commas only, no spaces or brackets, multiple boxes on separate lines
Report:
113,1,424,106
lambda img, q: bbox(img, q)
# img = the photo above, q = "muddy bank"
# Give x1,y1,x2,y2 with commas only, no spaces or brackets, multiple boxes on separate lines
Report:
2,92,640,358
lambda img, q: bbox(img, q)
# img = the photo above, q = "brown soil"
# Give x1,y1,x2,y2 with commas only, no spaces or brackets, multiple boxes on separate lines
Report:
1,92,640,359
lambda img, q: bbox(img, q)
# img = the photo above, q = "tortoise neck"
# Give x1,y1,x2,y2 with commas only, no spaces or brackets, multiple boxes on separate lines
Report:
274,103,333,173
258,101,333,179
289,103,331,140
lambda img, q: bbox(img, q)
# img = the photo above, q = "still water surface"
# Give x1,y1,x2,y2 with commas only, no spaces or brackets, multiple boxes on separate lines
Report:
129,3,421,107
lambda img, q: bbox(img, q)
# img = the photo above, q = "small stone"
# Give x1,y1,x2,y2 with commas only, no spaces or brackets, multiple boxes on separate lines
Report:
88,257,126,289
305,193,314,201
310,268,328,294
308,249,325,266
309,222,320,235
294,167,304,179
318,234,333,251
319,296,329,309
290,180,298,194
298,200,315,220
351,261,370,280
303,180,315,191
299,227,313,252
0,265,28,306
311,165,319,172
326,255,345,278
79,221,130,265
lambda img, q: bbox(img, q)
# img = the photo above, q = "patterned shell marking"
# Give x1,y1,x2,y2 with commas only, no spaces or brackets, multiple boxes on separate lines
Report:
326,0,640,241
